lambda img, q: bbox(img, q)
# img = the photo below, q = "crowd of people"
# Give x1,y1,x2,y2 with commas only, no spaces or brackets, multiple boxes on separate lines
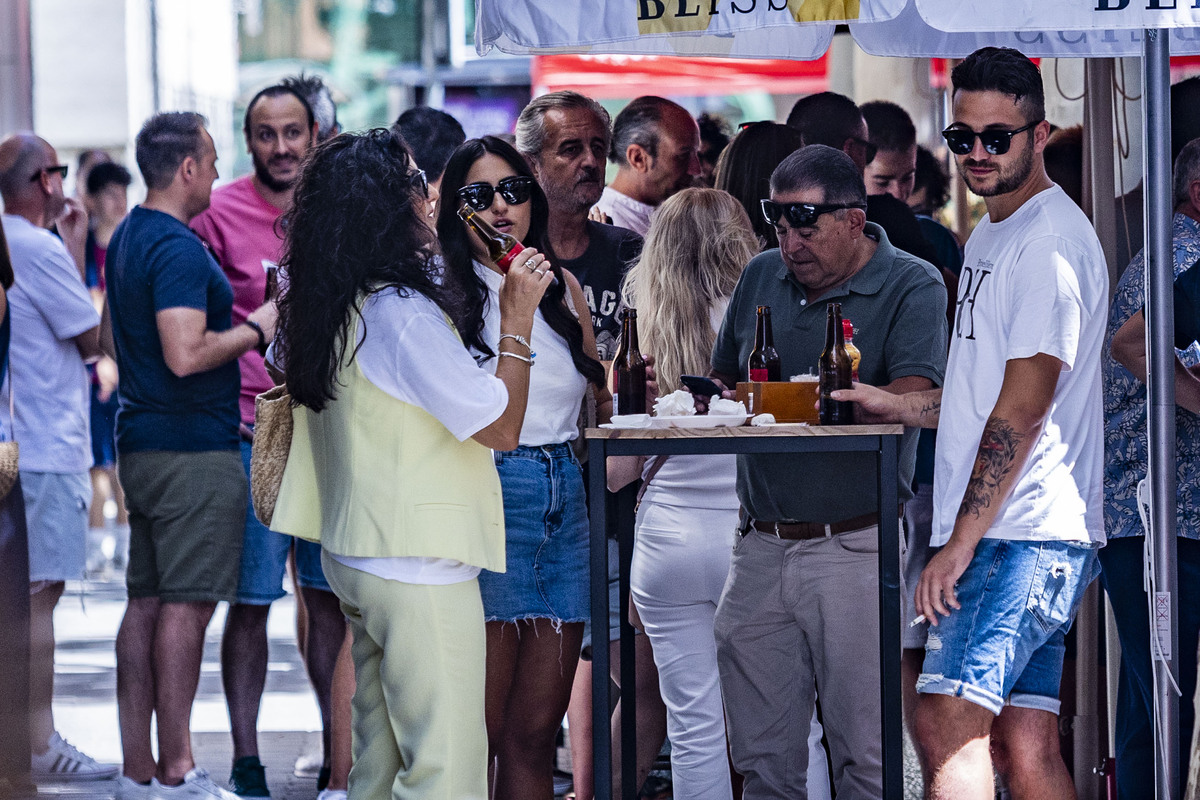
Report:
1,44,1200,800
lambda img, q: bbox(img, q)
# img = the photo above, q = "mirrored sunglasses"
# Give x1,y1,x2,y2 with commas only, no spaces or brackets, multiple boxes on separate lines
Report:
941,120,1041,156
760,199,866,229
407,168,429,199
456,176,535,211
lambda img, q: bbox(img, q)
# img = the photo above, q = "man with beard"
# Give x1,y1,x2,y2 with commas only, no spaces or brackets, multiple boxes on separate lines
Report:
596,96,701,238
190,83,345,799
835,47,1107,800
516,91,642,359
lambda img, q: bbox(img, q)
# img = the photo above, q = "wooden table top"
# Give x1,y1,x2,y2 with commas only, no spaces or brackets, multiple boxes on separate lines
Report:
585,423,904,440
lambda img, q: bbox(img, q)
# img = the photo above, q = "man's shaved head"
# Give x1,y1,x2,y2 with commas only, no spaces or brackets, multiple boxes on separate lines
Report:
0,133,53,204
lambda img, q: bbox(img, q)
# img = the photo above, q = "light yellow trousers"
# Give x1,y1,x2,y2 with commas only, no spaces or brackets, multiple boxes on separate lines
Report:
322,553,488,800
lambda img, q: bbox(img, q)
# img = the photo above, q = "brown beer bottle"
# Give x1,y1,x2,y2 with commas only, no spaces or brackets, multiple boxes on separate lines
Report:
819,302,854,425
748,305,782,382
264,263,279,304
842,318,860,381
613,308,647,415
458,206,523,272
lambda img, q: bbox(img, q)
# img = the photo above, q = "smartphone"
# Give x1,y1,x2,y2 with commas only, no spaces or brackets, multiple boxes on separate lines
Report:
680,374,724,397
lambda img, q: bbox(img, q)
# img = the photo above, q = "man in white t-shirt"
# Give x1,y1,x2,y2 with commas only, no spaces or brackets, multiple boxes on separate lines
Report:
0,133,112,783
836,47,1107,800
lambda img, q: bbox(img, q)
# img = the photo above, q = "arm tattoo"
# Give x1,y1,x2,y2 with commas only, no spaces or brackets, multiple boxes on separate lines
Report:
956,415,1024,520
917,399,941,426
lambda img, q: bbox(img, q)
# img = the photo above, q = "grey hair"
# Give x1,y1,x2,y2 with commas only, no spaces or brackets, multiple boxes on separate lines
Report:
282,73,339,141
770,144,867,207
0,134,48,203
515,91,611,159
1174,137,1200,206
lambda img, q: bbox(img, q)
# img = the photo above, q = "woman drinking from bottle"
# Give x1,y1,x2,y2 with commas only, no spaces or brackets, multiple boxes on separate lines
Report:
435,136,611,800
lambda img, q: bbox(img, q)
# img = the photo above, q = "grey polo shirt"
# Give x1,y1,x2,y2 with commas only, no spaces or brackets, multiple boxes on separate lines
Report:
712,223,948,523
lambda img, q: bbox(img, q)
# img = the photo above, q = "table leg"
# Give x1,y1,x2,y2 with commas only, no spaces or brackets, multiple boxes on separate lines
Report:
878,435,903,799
589,441,613,800
616,484,639,800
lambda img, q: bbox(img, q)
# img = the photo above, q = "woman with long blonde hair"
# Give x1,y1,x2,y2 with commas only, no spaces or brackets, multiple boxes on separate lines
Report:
611,187,757,800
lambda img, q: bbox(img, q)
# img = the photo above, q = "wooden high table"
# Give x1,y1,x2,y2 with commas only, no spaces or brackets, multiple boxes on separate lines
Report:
585,422,906,800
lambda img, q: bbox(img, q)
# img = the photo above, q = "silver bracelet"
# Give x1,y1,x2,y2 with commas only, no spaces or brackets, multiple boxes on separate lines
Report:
498,350,534,366
498,333,531,351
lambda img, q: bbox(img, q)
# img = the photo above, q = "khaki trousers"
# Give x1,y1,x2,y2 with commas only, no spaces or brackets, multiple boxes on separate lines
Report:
714,526,885,800
322,553,488,800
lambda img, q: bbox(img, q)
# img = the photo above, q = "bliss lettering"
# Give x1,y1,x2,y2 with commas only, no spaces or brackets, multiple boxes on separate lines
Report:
1095,0,1200,9
637,0,788,20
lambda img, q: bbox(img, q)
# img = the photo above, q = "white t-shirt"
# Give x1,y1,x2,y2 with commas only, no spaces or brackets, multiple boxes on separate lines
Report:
933,186,1107,547
597,186,654,237
1,214,100,472
323,289,509,584
473,262,587,447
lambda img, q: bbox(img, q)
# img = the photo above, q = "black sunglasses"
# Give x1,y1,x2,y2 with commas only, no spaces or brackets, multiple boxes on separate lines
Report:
761,199,867,229
407,168,429,199
30,164,68,182
941,120,1041,156
456,176,535,212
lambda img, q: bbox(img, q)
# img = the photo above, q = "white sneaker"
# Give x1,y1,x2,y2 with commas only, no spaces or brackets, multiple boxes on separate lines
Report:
116,775,153,799
316,790,347,800
151,768,241,800
30,732,120,782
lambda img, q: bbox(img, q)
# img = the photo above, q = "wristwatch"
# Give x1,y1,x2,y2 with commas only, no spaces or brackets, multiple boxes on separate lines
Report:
244,319,267,356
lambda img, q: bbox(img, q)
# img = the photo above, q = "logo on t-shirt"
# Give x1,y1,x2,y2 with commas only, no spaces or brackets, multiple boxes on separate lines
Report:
956,260,992,341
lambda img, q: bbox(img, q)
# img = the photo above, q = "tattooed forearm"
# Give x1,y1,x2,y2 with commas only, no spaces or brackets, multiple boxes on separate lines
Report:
917,399,941,427
956,415,1024,520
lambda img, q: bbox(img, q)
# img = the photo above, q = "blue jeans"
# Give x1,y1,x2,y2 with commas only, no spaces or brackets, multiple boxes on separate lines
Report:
917,538,1099,715
1099,536,1200,800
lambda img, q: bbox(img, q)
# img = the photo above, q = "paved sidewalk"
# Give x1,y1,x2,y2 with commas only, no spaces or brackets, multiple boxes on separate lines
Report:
33,578,324,800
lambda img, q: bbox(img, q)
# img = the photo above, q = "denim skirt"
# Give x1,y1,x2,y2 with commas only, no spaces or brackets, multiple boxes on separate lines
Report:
478,442,589,624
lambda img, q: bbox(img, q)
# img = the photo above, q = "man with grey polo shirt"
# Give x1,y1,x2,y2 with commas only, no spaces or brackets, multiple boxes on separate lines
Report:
709,145,947,800
0,133,115,783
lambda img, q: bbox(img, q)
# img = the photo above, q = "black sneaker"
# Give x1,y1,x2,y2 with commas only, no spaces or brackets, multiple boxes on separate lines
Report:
229,756,270,798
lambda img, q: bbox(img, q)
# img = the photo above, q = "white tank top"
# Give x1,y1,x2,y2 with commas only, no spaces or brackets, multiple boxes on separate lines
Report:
473,262,588,447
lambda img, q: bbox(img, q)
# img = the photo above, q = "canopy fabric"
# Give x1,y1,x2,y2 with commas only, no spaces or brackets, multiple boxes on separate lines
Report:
531,53,830,97
916,0,1200,33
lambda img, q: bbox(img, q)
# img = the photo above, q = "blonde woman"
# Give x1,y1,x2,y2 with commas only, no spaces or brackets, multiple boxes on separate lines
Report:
609,188,757,800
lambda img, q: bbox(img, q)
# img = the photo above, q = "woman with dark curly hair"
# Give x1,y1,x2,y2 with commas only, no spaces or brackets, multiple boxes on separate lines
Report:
436,136,611,799
270,129,554,800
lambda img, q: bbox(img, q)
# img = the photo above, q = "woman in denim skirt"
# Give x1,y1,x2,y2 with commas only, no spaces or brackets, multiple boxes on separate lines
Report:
436,136,612,799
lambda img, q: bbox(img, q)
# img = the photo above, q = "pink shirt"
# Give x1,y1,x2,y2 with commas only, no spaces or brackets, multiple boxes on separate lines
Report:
191,176,281,424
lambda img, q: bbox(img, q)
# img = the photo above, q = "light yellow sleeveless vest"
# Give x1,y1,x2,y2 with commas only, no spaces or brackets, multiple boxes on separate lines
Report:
270,321,506,573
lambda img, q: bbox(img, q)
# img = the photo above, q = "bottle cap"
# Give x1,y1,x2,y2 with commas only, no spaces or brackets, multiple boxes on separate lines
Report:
842,319,854,338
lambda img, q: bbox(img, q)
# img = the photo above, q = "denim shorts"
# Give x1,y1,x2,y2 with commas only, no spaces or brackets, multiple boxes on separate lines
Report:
917,538,1100,716
479,443,589,624
22,470,90,584
236,435,330,604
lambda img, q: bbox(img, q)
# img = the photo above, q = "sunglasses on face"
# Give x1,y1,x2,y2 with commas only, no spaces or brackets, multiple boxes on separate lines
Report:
941,120,1041,156
760,199,867,229
30,164,68,182
456,176,535,212
407,168,429,199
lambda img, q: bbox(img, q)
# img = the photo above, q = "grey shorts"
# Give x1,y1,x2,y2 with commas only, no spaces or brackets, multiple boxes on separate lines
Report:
23,470,91,585
119,450,246,604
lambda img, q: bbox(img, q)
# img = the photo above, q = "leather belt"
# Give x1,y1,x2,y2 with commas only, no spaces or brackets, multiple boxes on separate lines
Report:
743,511,885,541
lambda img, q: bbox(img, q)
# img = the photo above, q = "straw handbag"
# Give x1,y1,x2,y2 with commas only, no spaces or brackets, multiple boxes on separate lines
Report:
0,361,20,501
249,384,293,526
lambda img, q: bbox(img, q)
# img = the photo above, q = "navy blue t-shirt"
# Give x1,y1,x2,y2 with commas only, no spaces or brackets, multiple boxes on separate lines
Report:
1175,257,1200,349
106,206,240,453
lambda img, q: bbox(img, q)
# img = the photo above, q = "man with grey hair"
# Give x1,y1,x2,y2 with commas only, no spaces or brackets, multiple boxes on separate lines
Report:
282,73,340,142
0,132,111,784
596,95,701,237
516,90,641,359
709,144,947,799
1103,135,1200,799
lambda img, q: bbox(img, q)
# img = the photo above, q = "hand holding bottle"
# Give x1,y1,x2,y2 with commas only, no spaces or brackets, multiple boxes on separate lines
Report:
497,247,554,326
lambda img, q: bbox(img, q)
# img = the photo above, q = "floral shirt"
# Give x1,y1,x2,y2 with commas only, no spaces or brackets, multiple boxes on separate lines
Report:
1103,213,1200,540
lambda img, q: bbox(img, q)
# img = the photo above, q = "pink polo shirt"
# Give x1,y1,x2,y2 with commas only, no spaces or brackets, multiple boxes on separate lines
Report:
191,175,281,424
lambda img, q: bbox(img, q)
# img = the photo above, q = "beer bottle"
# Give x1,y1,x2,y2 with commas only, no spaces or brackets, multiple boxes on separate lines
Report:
613,308,647,415
748,305,782,382
819,302,854,425
458,206,523,272
842,318,860,382
264,263,279,304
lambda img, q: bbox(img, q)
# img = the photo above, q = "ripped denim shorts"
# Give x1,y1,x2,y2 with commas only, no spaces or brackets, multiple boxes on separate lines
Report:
478,443,589,625
916,538,1100,716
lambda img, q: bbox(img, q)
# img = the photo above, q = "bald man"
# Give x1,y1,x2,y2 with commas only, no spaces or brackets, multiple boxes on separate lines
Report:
0,133,112,783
